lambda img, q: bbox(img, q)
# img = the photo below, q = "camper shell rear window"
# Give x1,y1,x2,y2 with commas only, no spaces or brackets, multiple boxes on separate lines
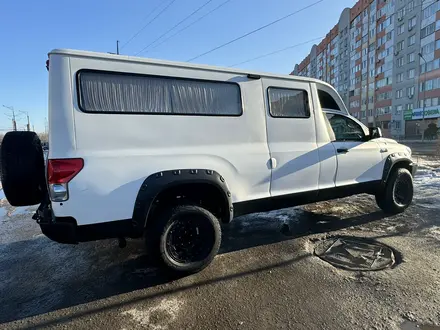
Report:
76,70,242,116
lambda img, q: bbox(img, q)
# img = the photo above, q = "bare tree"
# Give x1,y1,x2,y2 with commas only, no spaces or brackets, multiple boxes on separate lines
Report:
38,132,48,144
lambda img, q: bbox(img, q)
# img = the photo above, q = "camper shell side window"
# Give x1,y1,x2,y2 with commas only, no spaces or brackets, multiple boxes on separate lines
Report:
76,70,243,116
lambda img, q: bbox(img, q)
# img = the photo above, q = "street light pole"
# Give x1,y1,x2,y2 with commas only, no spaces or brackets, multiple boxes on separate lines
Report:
2,105,17,131
19,110,30,131
418,52,427,141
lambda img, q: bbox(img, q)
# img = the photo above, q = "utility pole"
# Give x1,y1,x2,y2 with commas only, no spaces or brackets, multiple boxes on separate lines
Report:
117,40,120,55
2,105,17,131
19,110,30,131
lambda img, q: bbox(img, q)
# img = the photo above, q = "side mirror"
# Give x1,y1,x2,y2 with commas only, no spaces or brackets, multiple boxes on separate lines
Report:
369,127,383,139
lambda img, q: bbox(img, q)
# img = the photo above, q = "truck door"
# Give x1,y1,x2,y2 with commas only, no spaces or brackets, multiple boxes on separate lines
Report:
324,112,384,186
262,78,320,197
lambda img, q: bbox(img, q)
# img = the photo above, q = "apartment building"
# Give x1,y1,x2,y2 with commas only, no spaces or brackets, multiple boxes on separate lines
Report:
292,0,440,139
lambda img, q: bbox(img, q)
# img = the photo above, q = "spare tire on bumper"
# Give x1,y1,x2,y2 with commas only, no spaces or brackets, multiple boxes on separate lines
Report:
0,131,46,206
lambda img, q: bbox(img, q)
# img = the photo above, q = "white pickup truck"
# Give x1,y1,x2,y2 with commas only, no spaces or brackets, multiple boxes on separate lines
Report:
0,49,416,273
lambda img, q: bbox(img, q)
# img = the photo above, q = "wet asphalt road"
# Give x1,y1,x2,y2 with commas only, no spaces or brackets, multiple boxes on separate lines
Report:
1,159,440,329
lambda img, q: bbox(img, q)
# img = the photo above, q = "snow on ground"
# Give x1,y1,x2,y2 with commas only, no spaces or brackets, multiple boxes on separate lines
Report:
413,157,440,210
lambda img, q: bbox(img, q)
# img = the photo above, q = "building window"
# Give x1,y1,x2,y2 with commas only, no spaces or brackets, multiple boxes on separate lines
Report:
362,60,367,69
422,1,439,19
421,42,435,55
376,106,391,115
419,78,440,92
397,57,405,67
350,100,360,108
395,105,403,114
408,69,415,79
408,16,417,29
407,86,415,96
395,121,401,129
421,22,435,38
408,52,415,63
397,40,405,51
408,35,416,46
397,72,404,83
378,91,391,101
396,89,403,99
406,103,414,110
420,58,440,73
397,24,405,35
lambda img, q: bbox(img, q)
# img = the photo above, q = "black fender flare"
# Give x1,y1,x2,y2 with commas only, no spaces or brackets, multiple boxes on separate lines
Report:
130,169,233,237
382,153,416,185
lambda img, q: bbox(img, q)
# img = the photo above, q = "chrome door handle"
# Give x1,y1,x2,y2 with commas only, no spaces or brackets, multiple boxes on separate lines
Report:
337,148,349,153
380,148,388,153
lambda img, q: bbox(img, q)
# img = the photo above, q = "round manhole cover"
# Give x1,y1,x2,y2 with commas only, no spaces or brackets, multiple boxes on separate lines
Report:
314,237,395,271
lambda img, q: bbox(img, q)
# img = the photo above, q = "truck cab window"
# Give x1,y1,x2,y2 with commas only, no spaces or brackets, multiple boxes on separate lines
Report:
318,89,340,111
326,113,365,141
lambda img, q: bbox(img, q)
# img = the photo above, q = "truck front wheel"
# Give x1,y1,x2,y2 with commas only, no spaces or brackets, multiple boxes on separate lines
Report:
375,168,413,214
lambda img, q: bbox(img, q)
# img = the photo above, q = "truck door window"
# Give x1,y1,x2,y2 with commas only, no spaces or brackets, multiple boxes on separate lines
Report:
268,87,310,118
326,113,365,142
318,90,341,111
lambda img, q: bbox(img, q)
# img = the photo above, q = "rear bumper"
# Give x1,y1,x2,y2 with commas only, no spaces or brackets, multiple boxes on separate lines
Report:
34,203,136,244
40,219,78,244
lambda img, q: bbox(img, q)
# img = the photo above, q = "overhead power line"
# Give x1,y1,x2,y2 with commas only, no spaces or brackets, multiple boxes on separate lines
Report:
121,0,178,50
229,36,325,68
186,0,325,62
140,0,233,56
135,0,216,56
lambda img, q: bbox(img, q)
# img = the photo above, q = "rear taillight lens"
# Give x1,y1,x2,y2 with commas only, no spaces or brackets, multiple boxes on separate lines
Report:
47,159,83,202
48,159,84,184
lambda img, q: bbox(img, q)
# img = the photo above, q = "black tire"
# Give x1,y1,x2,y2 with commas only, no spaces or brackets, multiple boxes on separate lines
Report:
375,168,413,214
0,131,46,206
146,205,221,274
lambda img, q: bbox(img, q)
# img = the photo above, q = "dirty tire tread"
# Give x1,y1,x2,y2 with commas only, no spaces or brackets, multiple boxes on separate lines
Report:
376,168,413,215
146,204,221,274
0,131,46,206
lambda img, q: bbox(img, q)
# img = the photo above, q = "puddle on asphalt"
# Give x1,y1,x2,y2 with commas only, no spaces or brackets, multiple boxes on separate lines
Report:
314,236,395,271
11,206,34,215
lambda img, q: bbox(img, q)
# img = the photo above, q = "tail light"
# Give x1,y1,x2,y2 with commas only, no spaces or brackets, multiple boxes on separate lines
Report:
47,159,84,202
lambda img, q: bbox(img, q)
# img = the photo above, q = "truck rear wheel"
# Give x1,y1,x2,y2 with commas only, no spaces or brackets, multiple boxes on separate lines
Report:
0,131,46,206
146,205,221,273
375,168,413,214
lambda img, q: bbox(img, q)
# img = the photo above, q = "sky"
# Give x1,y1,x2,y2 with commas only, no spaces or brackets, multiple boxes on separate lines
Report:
0,0,355,132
